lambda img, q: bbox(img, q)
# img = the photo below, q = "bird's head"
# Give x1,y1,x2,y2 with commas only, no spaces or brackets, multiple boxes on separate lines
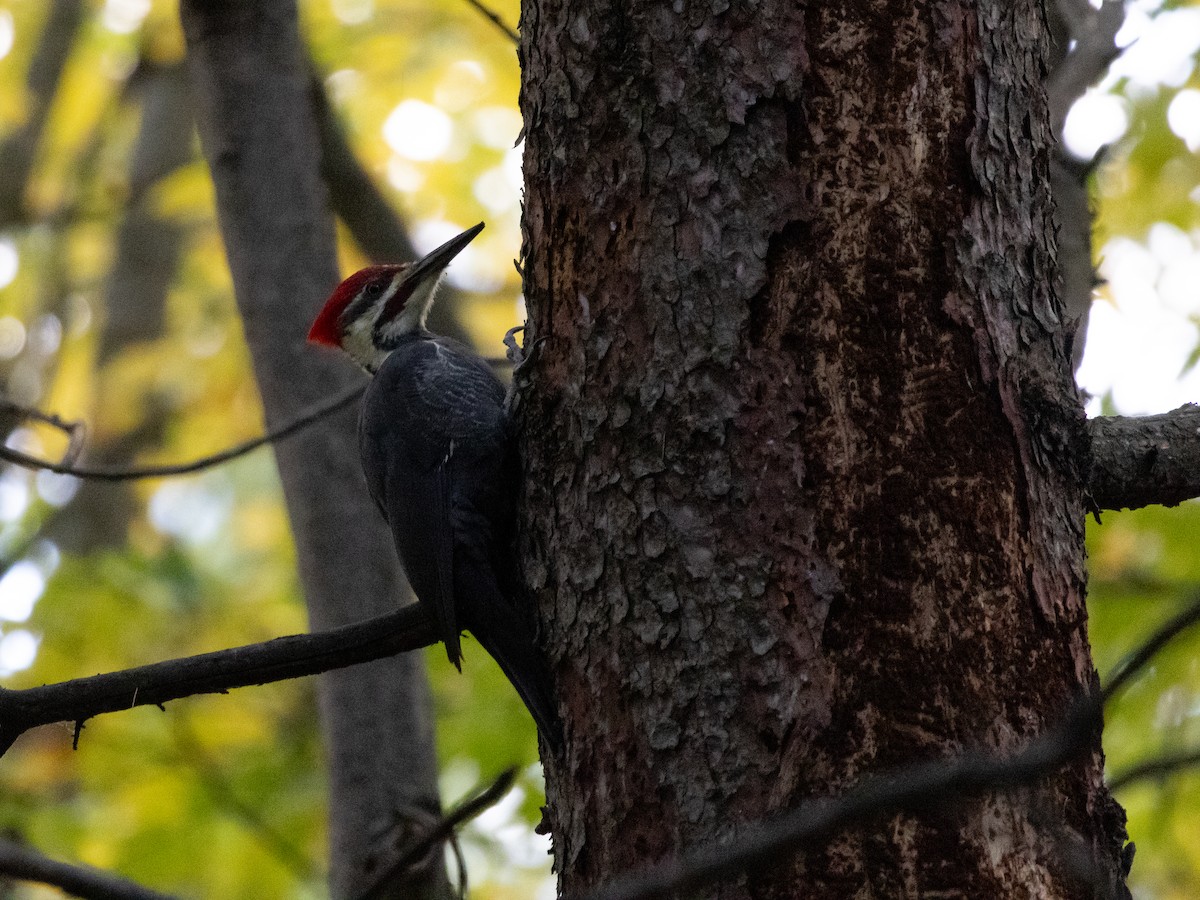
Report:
308,222,484,372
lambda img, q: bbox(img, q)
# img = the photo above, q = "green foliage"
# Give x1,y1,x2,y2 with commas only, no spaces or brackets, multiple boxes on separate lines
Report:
1090,502,1200,900
0,0,544,896
0,0,1197,898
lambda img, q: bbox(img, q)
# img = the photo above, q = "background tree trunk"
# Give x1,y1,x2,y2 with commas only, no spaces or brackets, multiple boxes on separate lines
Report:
178,3,450,897
519,2,1129,896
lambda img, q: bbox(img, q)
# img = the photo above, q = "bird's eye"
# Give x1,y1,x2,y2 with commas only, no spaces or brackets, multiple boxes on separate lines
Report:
364,281,385,298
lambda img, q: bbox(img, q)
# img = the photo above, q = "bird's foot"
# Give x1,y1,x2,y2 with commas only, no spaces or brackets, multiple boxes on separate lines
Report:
504,326,545,411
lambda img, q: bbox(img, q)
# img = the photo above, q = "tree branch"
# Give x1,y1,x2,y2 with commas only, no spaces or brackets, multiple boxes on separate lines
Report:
0,837,178,900
356,768,518,900
1101,590,1200,704
310,62,474,347
1045,0,1128,372
0,384,363,481
1088,404,1200,511
1108,748,1200,792
0,398,86,465
0,0,85,226
461,0,518,44
310,67,418,265
0,605,435,758
1046,0,1126,139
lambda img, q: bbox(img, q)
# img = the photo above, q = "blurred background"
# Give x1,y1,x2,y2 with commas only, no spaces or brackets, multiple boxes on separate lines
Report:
0,0,1196,897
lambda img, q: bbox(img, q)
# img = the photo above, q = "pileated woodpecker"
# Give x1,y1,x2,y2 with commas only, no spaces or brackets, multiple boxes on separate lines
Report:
308,222,560,748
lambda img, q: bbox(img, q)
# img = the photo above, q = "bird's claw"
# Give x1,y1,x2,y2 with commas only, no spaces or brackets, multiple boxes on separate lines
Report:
503,326,546,412
505,326,546,378
503,325,527,366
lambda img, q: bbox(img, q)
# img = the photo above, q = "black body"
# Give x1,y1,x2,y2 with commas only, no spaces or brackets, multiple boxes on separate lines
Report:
359,332,560,746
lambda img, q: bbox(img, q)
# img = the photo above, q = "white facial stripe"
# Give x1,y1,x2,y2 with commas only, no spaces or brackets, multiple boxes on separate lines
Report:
339,267,449,372
339,271,407,373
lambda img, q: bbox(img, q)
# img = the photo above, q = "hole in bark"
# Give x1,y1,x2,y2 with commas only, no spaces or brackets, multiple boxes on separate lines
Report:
785,100,807,165
759,728,780,753
748,220,809,346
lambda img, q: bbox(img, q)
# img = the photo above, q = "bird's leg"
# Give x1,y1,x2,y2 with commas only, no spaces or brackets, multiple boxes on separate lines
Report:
503,324,527,367
503,325,545,411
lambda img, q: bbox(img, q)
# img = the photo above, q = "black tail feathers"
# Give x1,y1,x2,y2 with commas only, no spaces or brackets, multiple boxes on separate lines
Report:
470,603,563,752
453,544,563,751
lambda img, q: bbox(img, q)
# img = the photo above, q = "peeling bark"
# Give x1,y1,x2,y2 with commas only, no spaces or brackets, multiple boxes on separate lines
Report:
518,2,1127,896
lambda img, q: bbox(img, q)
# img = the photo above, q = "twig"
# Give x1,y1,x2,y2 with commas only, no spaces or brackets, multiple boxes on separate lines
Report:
1088,404,1200,511
356,768,518,900
573,699,1101,900
0,604,435,758
0,384,364,481
1101,591,1200,703
461,0,518,44
1108,748,1200,792
0,836,178,900
0,398,88,465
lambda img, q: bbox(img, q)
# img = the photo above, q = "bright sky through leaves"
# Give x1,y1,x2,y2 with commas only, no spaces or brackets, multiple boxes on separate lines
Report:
1074,0,1200,416
0,11,12,60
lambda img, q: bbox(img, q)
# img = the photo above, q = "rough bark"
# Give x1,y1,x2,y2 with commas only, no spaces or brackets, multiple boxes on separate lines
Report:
1089,404,1200,511
518,2,1128,897
178,3,450,898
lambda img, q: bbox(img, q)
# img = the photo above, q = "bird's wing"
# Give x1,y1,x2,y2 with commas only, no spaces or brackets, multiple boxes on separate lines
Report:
360,346,465,667
385,441,461,667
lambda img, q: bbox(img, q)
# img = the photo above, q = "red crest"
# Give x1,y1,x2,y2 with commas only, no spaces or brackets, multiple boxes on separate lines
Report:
308,266,402,347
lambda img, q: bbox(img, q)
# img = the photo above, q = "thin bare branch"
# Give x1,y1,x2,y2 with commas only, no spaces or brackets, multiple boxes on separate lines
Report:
461,0,519,44
1101,591,1200,704
356,768,518,900
0,837,178,900
0,604,435,758
0,398,88,465
1088,404,1200,512
1047,0,1127,139
0,384,364,481
1108,748,1200,792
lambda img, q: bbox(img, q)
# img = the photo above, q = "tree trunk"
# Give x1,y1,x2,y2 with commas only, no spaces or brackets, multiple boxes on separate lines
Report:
179,3,450,897
518,2,1129,897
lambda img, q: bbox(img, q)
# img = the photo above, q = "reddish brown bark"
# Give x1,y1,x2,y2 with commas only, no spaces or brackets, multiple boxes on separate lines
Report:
518,2,1128,897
